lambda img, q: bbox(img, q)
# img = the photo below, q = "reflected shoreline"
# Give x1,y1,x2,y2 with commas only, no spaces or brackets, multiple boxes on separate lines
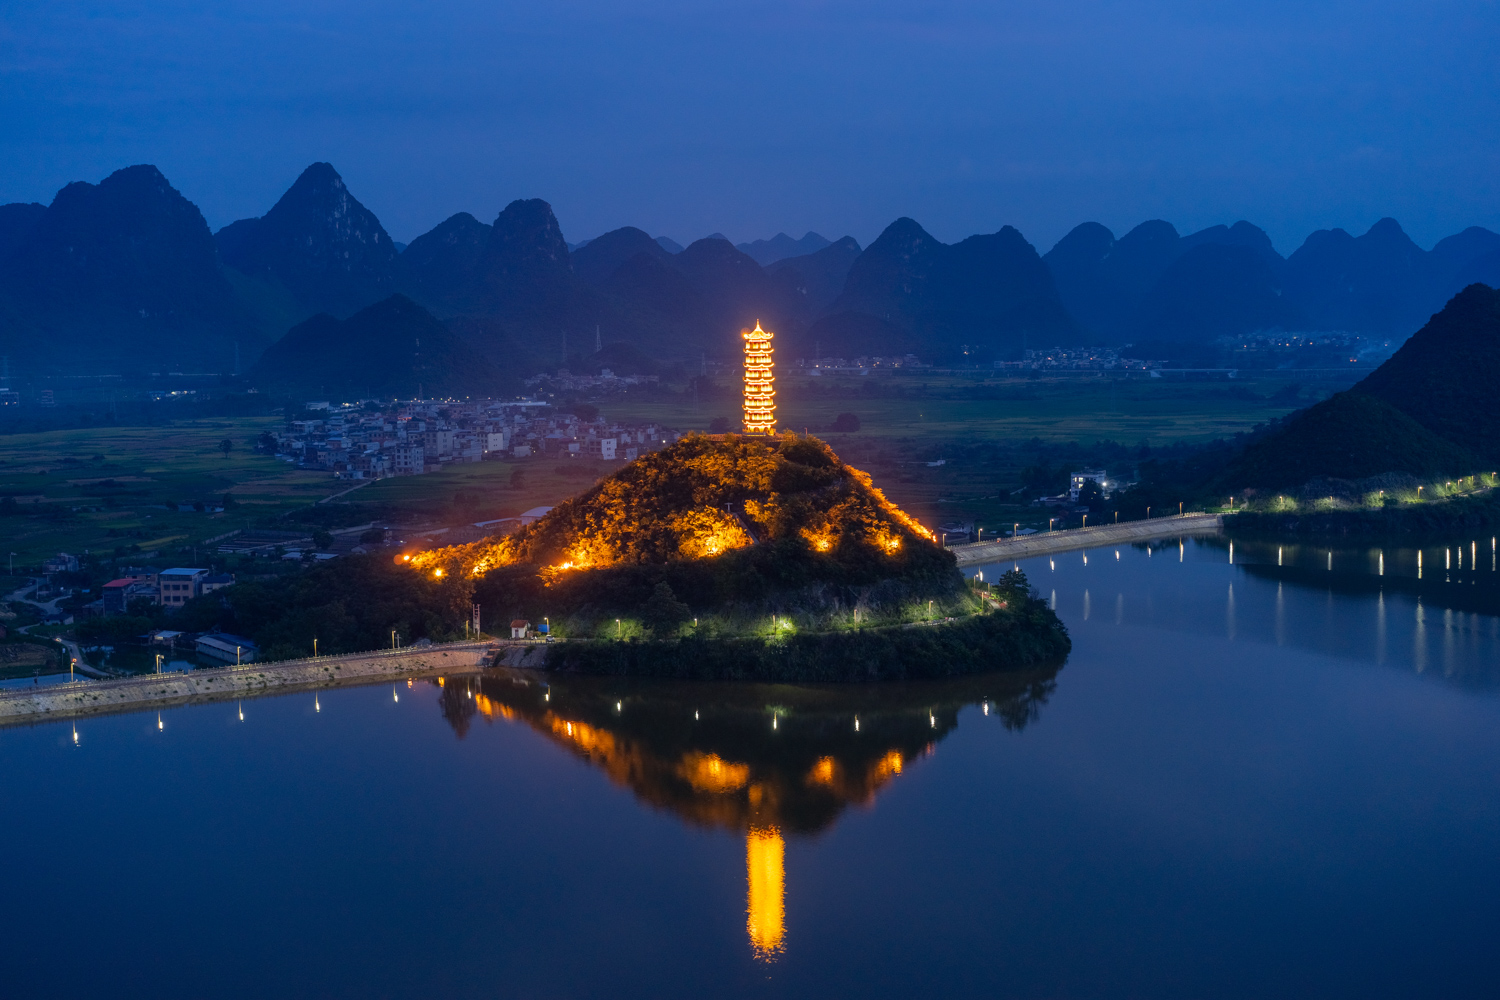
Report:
435,666,1061,960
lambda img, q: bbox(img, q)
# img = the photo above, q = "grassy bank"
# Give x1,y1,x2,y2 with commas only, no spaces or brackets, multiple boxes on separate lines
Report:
1228,487,1500,537
540,588,1069,683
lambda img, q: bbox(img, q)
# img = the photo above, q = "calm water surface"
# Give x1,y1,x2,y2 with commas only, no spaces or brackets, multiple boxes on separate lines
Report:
4,532,1500,998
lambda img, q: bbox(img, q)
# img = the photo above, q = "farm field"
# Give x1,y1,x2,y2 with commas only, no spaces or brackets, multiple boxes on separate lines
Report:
0,371,1356,567
0,418,329,565
608,371,1347,531
608,371,1327,445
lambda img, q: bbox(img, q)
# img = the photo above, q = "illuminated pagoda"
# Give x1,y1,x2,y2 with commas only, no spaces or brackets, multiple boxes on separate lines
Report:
742,321,776,434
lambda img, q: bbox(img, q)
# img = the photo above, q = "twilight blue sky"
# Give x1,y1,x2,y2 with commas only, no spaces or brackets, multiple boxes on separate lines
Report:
2,0,1497,254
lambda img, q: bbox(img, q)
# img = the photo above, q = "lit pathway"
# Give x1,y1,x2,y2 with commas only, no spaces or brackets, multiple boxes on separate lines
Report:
948,513,1225,566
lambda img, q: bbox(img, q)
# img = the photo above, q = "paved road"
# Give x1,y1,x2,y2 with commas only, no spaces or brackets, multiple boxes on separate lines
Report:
4,579,107,680
947,513,1225,566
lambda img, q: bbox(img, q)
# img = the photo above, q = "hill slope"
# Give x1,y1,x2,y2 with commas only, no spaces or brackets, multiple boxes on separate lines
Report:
248,293,505,398
424,434,937,576
814,218,1072,362
1217,392,1477,491
217,162,399,320
1217,284,1500,491
0,165,258,374
767,236,863,316
1356,283,1500,462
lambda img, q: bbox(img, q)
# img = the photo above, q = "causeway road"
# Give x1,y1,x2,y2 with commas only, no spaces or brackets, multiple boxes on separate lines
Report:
0,639,547,726
949,513,1225,566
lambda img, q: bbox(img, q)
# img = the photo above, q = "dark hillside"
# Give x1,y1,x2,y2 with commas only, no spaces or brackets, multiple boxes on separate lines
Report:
767,236,862,316
1284,218,1439,336
1357,283,1500,462
737,232,832,266
1215,284,1500,492
1430,227,1500,285
817,218,1072,362
1216,391,1477,491
0,165,257,373
400,212,492,314
1131,240,1294,342
1041,222,1118,337
248,293,505,398
570,227,672,286
216,162,399,320
0,203,46,259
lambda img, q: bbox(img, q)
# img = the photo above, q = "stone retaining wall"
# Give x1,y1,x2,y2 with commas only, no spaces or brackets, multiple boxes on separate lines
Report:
950,513,1224,566
0,641,497,726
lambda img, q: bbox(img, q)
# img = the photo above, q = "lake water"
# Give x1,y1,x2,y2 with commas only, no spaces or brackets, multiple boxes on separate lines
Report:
4,532,1500,998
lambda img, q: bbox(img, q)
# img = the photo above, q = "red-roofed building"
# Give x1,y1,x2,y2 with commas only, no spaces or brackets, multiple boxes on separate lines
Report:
102,576,158,615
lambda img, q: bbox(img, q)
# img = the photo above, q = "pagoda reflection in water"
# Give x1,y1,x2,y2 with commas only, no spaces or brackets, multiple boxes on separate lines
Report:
436,665,1061,961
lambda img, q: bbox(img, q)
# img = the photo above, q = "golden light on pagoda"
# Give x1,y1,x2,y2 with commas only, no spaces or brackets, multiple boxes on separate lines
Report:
746,826,786,960
742,321,776,434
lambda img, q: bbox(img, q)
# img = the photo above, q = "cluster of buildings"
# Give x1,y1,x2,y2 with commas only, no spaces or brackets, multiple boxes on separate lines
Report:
801,355,924,373
995,348,1158,371
273,399,686,478
523,369,660,392
96,566,234,615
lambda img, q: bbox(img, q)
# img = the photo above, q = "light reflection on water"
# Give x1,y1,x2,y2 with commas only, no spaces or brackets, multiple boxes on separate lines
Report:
8,532,1500,997
973,531,1500,690
438,667,1057,964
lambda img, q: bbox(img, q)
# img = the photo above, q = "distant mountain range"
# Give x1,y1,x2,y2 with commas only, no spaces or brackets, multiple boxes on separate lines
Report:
2,161,1499,385
1219,284,1500,491
735,232,832,266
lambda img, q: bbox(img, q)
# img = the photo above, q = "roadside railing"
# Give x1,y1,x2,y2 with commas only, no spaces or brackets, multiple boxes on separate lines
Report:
0,639,500,699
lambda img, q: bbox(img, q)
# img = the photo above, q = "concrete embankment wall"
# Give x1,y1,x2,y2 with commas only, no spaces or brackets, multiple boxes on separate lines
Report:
0,641,499,727
950,513,1224,566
